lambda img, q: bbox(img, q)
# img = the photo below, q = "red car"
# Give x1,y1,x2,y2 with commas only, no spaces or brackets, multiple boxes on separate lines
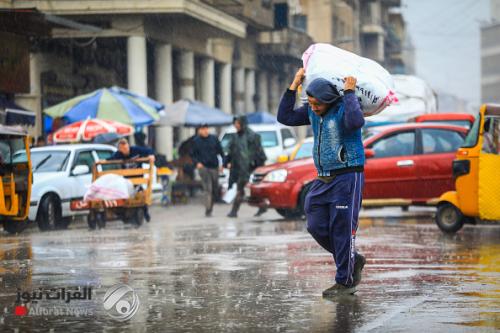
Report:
414,113,475,129
248,123,468,218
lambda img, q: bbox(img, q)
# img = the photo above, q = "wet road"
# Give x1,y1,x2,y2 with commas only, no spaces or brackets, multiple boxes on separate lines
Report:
0,203,498,332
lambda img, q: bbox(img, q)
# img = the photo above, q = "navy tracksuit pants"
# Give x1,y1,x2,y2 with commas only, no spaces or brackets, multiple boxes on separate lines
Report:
304,171,364,287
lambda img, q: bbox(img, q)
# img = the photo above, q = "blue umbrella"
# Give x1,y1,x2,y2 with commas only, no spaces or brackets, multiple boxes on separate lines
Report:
246,111,277,124
159,99,233,127
44,86,163,126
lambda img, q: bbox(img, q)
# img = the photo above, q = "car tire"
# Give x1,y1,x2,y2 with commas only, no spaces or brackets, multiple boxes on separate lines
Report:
37,194,61,231
275,208,302,220
55,217,71,230
3,220,28,234
436,202,465,233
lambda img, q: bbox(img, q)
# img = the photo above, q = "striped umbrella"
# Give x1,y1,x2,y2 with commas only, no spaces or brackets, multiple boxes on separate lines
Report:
44,86,162,126
53,119,134,143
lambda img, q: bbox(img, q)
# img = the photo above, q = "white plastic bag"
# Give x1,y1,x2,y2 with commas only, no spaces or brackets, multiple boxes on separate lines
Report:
84,174,134,201
301,43,397,116
223,184,237,204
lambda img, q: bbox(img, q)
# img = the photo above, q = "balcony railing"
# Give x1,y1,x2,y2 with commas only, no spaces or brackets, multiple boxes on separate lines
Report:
204,0,273,29
258,28,314,59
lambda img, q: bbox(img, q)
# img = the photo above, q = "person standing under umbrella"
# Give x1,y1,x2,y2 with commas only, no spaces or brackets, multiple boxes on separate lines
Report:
190,124,224,217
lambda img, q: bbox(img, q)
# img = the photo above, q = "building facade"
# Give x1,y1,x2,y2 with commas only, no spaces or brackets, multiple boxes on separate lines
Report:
481,22,500,104
1,0,409,157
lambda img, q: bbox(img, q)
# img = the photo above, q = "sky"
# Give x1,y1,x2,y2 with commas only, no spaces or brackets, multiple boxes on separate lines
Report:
401,0,491,105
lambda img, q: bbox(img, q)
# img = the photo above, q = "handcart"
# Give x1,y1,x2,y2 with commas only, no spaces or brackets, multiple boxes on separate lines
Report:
70,157,153,229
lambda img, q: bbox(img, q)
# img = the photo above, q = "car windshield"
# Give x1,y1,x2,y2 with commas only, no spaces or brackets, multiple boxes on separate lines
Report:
462,114,481,148
294,141,314,159
15,151,70,173
256,131,278,148
221,130,279,151
220,133,234,153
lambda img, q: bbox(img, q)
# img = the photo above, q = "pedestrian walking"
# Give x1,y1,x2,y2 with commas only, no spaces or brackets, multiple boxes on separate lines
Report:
277,68,366,296
225,116,267,218
190,124,224,217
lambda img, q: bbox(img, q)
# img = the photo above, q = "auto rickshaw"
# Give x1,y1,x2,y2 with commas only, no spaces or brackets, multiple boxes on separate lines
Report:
0,126,32,234
436,104,500,233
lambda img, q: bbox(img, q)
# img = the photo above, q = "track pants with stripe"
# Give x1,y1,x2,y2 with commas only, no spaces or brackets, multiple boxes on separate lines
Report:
304,172,364,287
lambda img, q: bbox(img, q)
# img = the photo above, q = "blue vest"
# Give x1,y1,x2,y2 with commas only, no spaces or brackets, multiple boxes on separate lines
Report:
308,101,365,176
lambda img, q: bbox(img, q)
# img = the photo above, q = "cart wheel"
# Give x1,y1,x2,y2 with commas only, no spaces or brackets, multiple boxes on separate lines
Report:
3,220,28,235
436,203,464,233
88,211,97,230
133,208,144,227
96,212,106,229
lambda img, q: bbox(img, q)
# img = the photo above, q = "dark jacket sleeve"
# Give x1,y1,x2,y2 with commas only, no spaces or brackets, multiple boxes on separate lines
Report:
343,91,365,131
277,89,311,126
130,146,154,158
223,138,233,167
190,138,200,165
215,136,224,159
109,151,123,160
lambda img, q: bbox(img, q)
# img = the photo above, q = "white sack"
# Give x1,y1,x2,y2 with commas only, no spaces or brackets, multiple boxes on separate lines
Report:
301,43,397,116
222,184,237,204
84,174,134,201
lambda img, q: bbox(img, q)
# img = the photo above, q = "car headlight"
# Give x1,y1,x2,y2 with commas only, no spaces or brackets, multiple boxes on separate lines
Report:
263,169,287,182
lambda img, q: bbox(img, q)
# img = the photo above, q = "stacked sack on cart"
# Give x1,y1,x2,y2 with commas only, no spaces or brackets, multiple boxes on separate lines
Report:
84,174,135,201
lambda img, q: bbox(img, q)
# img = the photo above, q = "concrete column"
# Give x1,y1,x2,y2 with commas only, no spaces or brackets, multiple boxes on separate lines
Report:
127,36,148,96
14,53,44,138
244,69,256,113
219,63,232,114
257,71,269,112
200,57,215,107
154,43,174,159
31,53,43,137
179,50,195,100
269,73,280,114
179,50,195,140
233,67,245,115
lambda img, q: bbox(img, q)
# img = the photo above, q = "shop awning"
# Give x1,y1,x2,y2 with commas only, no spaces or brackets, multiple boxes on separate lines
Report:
0,96,36,126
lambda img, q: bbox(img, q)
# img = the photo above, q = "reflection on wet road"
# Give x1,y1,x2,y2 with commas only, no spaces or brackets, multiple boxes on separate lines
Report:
0,205,498,332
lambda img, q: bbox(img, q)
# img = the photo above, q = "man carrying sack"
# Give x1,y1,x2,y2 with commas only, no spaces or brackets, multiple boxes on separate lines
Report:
277,68,366,297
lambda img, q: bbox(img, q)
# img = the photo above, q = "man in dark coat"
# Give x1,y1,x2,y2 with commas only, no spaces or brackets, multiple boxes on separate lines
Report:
225,116,266,217
190,124,224,217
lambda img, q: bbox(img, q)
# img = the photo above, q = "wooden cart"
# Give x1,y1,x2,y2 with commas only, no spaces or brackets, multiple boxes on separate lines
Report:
70,157,153,229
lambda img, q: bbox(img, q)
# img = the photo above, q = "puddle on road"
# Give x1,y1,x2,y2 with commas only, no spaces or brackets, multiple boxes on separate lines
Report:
0,210,498,332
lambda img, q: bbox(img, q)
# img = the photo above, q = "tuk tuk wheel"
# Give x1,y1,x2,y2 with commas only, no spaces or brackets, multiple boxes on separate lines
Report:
133,208,144,227
3,220,28,235
436,203,465,233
